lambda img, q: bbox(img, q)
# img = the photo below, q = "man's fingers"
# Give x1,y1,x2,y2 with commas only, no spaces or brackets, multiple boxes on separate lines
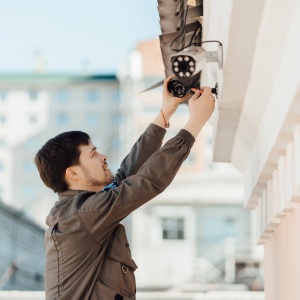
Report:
178,93,192,102
190,90,201,101
163,74,176,89
200,86,212,95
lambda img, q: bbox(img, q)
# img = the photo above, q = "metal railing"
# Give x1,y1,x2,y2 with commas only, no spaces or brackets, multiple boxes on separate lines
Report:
196,236,259,284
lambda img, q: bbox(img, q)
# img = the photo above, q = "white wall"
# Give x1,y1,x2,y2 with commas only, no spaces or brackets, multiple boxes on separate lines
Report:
264,203,300,300
204,0,300,299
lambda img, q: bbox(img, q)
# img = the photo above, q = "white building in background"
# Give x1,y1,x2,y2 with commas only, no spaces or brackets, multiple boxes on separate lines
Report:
118,39,263,292
0,73,120,226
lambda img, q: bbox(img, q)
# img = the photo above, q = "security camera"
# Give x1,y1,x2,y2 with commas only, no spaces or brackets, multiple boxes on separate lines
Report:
170,45,207,78
170,45,222,78
167,78,218,98
167,44,222,98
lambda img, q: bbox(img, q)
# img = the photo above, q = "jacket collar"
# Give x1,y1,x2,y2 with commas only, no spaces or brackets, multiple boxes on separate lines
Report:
58,180,118,200
58,189,86,201
46,190,84,227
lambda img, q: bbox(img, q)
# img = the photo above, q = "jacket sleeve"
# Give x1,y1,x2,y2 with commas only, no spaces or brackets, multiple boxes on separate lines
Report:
114,123,166,183
77,129,195,244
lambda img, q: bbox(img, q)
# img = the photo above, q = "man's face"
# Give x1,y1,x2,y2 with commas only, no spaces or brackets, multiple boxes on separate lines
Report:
77,142,113,192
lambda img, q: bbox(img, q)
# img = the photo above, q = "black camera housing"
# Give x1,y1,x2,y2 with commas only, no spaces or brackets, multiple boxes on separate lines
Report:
167,72,201,98
167,76,218,98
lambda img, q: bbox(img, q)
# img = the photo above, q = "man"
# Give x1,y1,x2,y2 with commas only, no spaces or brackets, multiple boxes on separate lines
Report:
35,76,215,300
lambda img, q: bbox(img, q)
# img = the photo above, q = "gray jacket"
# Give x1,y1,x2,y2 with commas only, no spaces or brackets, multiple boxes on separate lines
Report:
45,124,195,300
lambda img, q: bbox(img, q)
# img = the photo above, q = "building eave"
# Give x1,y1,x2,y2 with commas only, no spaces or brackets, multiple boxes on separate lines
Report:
205,0,300,221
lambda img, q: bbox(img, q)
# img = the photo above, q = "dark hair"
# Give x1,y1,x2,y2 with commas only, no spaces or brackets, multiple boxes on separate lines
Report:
34,131,90,193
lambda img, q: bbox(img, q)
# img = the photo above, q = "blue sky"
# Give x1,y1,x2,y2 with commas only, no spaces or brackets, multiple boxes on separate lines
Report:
0,1,160,73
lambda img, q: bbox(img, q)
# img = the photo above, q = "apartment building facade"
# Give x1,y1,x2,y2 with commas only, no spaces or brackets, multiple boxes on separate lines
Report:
0,73,120,226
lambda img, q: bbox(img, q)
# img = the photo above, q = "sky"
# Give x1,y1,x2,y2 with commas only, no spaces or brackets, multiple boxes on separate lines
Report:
0,0,161,73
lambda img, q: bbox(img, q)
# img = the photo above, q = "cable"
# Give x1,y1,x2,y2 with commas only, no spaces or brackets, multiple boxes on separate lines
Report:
188,39,223,48
187,24,202,47
200,40,223,46
170,0,189,51
170,5,222,52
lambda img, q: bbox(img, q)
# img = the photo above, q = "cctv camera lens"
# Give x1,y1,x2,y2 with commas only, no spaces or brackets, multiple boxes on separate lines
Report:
178,56,183,62
179,62,189,72
184,56,189,62
167,80,187,98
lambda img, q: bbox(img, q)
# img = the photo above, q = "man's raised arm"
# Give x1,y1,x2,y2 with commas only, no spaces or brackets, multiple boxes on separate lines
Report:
114,75,189,183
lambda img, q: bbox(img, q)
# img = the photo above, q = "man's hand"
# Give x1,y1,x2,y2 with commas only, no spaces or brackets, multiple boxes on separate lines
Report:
184,86,215,138
153,75,190,129
161,75,190,120
189,87,215,121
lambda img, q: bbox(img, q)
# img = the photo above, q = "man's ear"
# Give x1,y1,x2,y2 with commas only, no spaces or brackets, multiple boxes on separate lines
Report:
65,166,80,181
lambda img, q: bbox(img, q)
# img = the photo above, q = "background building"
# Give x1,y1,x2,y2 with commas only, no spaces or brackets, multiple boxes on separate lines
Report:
0,201,44,291
118,39,263,292
0,73,120,226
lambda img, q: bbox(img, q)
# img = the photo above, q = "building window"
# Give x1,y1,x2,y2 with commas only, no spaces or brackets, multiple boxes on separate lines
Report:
23,161,35,173
0,91,7,101
26,138,38,150
185,153,196,165
29,114,37,124
113,114,122,125
111,90,120,103
86,113,99,126
29,90,38,101
86,90,99,103
207,137,213,145
56,112,69,125
111,137,120,148
56,90,69,103
0,115,6,124
24,185,38,198
161,217,185,240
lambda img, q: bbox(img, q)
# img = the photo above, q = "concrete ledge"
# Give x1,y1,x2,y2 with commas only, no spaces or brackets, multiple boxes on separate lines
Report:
0,291,265,300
